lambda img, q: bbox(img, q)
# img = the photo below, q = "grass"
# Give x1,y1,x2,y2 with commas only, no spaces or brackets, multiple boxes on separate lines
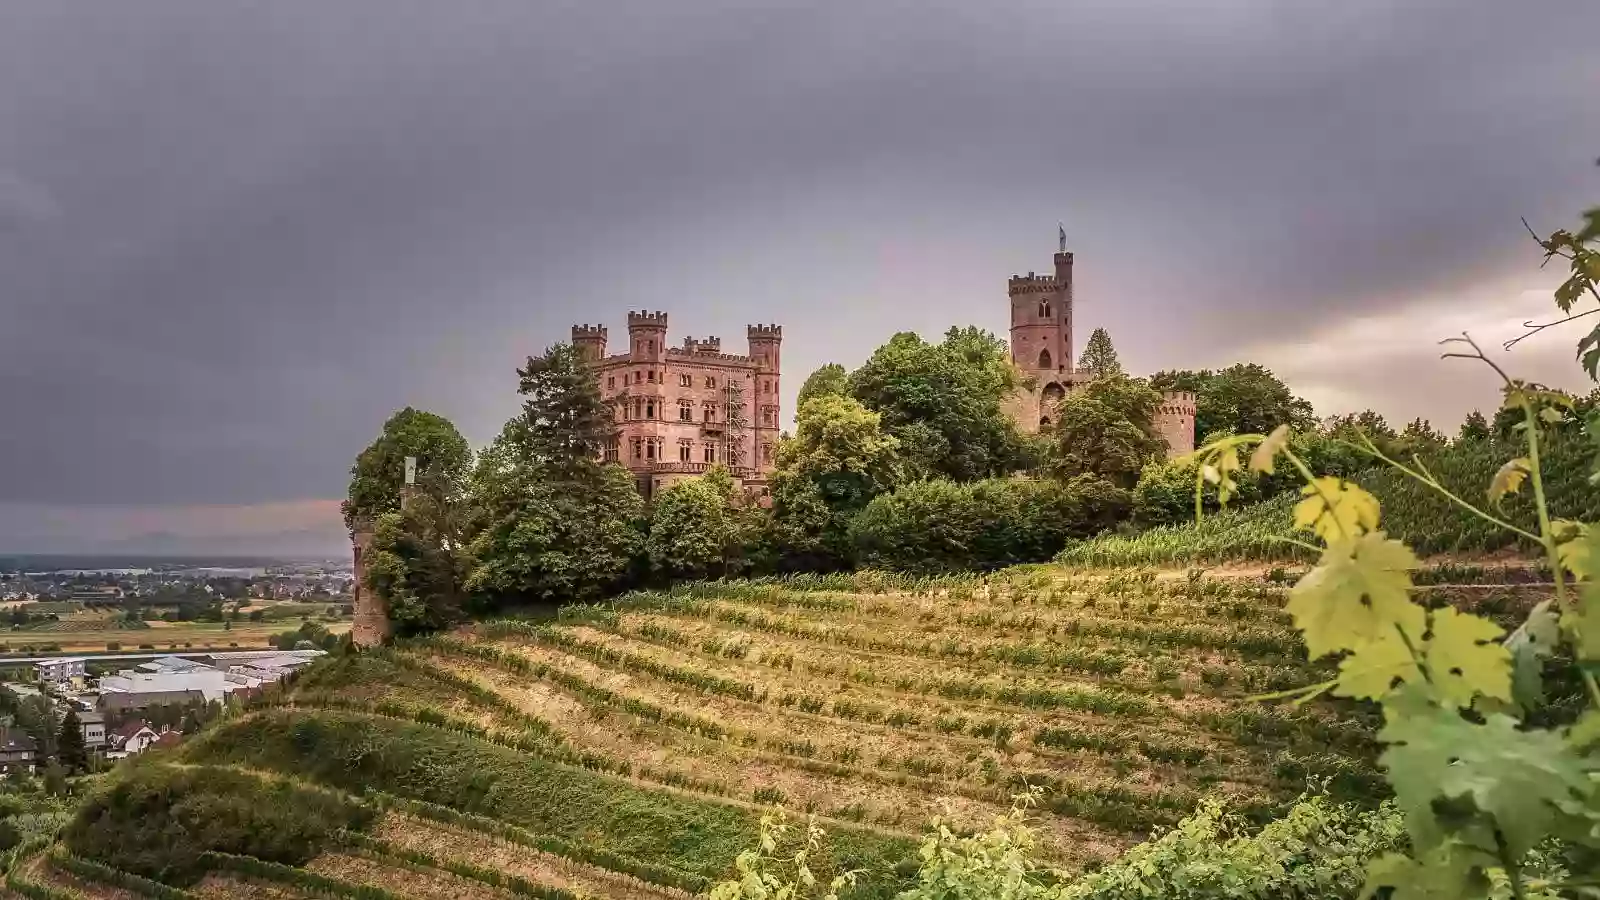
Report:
0,620,350,654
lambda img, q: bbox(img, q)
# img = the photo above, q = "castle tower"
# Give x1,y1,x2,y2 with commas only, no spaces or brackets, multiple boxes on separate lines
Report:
1154,391,1197,458
571,324,608,361
746,324,782,373
349,520,389,648
747,324,783,474
1008,250,1074,378
628,310,668,361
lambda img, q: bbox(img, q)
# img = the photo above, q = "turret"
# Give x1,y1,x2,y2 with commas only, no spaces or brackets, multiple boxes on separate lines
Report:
628,310,668,361
747,324,782,372
1008,242,1074,374
1154,390,1197,458
683,335,723,355
571,324,608,361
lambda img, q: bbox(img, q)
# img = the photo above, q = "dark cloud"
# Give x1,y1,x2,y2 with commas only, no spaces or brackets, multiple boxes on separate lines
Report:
1,1,1597,544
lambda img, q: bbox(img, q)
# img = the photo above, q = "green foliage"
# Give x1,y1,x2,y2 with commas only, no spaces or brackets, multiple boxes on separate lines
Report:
62,762,375,886
707,809,861,900
1460,410,1493,443
1051,376,1165,488
798,363,850,407
1533,192,1600,379
851,477,1129,573
366,500,473,635
1075,327,1122,379
55,709,86,774
648,475,738,580
342,407,471,533
1150,364,1316,443
897,788,1065,900
778,395,904,513
847,328,1027,482
466,416,644,607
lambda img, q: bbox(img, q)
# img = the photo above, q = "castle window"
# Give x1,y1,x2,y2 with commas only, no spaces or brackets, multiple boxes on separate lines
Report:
634,398,643,418
647,441,656,460
646,401,655,419
679,401,692,422
706,377,716,389
632,439,642,460
648,340,655,353
647,370,656,383
1040,300,1051,318
680,373,692,387
762,443,774,463
679,443,691,462
704,403,716,422
704,445,716,463
1037,349,1052,370
607,376,615,390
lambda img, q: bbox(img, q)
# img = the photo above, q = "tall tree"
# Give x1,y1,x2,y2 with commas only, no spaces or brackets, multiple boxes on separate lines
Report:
796,363,848,406
1076,327,1123,377
778,394,904,512
57,708,87,774
1458,410,1492,442
1150,364,1315,442
847,328,1026,482
647,475,735,580
1052,375,1165,488
467,346,644,606
342,408,471,532
15,696,57,760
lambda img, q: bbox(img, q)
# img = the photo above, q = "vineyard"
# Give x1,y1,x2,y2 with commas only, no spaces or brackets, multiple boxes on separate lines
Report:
7,559,1558,899
1059,431,1600,568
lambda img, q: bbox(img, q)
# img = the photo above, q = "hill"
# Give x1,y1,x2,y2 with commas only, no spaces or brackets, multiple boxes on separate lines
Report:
6,561,1557,899
1059,431,1600,568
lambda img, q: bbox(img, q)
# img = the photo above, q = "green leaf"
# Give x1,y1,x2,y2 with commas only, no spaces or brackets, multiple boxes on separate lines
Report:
1248,424,1290,475
1556,522,1600,580
1292,477,1381,542
1424,607,1511,709
1333,629,1419,701
1568,581,1600,662
1503,600,1559,712
1570,710,1600,752
1362,845,1493,900
1287,533,1423,659
1486,458,1530,509
1379,688,1595,859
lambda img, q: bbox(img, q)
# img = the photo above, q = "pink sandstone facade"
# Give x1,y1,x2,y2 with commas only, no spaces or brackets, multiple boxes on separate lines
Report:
1002,247,1195,458
572,312,782,500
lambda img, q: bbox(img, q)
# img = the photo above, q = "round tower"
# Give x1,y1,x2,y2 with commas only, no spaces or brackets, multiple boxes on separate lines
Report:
349,520,390,648
571,324,608,361
1154,390,1197,458
627,310,668,361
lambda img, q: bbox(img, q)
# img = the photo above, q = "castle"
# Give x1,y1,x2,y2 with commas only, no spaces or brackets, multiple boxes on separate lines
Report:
571,313,783,500
1001,245,1195,457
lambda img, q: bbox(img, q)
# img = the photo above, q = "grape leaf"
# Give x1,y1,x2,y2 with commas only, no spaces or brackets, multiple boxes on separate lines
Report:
1333,629,1419,701
1293,477,1381,542
1571,710,1600,752
1486,458,1529,509
1248,424,1290,475
1556,522,1600,580
1380,691,1595,859
1568,581,1600,661
1425,607,1512,709
1287,533,1423,659
1202,445,1243,505
1362,845,1494,900
1503,600,1559,712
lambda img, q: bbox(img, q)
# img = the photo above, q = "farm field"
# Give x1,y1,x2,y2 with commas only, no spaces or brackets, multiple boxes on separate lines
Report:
0,619,351,654
22,560,1552,899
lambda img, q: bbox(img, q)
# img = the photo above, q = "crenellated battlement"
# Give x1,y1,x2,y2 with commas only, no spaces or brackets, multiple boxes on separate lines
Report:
1008,272,1059,296
747,324,783,339
571,324,608,339
664,347,757,365
1158,390,1197,415
628,310,669,329
682,335,722,354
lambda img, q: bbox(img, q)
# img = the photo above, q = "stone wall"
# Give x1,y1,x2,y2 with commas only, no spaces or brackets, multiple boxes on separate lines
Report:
349,525,389,648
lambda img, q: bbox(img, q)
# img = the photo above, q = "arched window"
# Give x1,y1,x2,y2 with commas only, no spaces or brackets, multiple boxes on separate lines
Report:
1042,382,1066,407
1037,349,1052,370
1039,417,1052,428
1039,300,1051,318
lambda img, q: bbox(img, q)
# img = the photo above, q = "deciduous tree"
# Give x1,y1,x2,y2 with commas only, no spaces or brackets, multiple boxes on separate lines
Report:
342,408,470,532
1053,375,1166,487
1151,364,1315,442
796,363,848,406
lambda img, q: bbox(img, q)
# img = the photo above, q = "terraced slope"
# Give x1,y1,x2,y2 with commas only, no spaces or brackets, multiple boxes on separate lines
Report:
17,564,1550,899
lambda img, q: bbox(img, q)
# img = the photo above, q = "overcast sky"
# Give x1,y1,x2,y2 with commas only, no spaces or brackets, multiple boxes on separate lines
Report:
2,1,1597,554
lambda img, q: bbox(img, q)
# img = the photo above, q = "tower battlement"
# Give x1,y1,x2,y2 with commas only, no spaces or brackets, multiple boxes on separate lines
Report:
1007,273,1058,296
571,324,608,339
747,324,783,339
627,310,669,329
682,335,722,353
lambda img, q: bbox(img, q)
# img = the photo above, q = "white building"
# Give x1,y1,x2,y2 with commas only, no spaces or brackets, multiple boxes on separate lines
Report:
34,657,86,688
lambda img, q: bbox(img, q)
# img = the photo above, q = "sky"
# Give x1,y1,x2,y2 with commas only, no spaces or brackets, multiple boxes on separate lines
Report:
1,1,1598,555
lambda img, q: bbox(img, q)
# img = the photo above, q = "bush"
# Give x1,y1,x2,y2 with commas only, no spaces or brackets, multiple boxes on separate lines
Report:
851,476,1130,573
63,762,375,886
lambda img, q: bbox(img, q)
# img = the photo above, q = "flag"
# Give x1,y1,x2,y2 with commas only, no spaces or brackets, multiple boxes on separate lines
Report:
1058,223,1066,252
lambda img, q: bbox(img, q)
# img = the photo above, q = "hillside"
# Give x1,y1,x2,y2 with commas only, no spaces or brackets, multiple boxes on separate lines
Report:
6,561,1558,899
1060,431,1600,568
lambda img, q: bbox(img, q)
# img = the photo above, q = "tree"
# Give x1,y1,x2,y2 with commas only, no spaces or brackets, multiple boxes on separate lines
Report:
1052,375,1166,488
1076,327,1123,378
777,395,903,513
647,476,736,580
1392,417,1447,458
365,496,474,635
847,329,1028,482
1151,364,1316,442
1458,410,1492,442
57,708,87,774
15,695,58,760
466,347,645,606
796,363,848,407
342,408,471,533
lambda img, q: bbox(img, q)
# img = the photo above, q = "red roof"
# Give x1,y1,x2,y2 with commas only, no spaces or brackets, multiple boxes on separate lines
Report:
112,720,154,741
153,732,182,748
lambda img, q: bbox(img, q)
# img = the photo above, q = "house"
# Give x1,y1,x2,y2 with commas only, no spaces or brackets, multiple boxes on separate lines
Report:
108,721,159,757
98,688,208,714
0,728,36,771
34,657,86,689
77,709,106,751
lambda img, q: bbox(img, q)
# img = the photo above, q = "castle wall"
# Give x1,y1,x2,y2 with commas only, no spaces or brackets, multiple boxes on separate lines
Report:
349,525,389,648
